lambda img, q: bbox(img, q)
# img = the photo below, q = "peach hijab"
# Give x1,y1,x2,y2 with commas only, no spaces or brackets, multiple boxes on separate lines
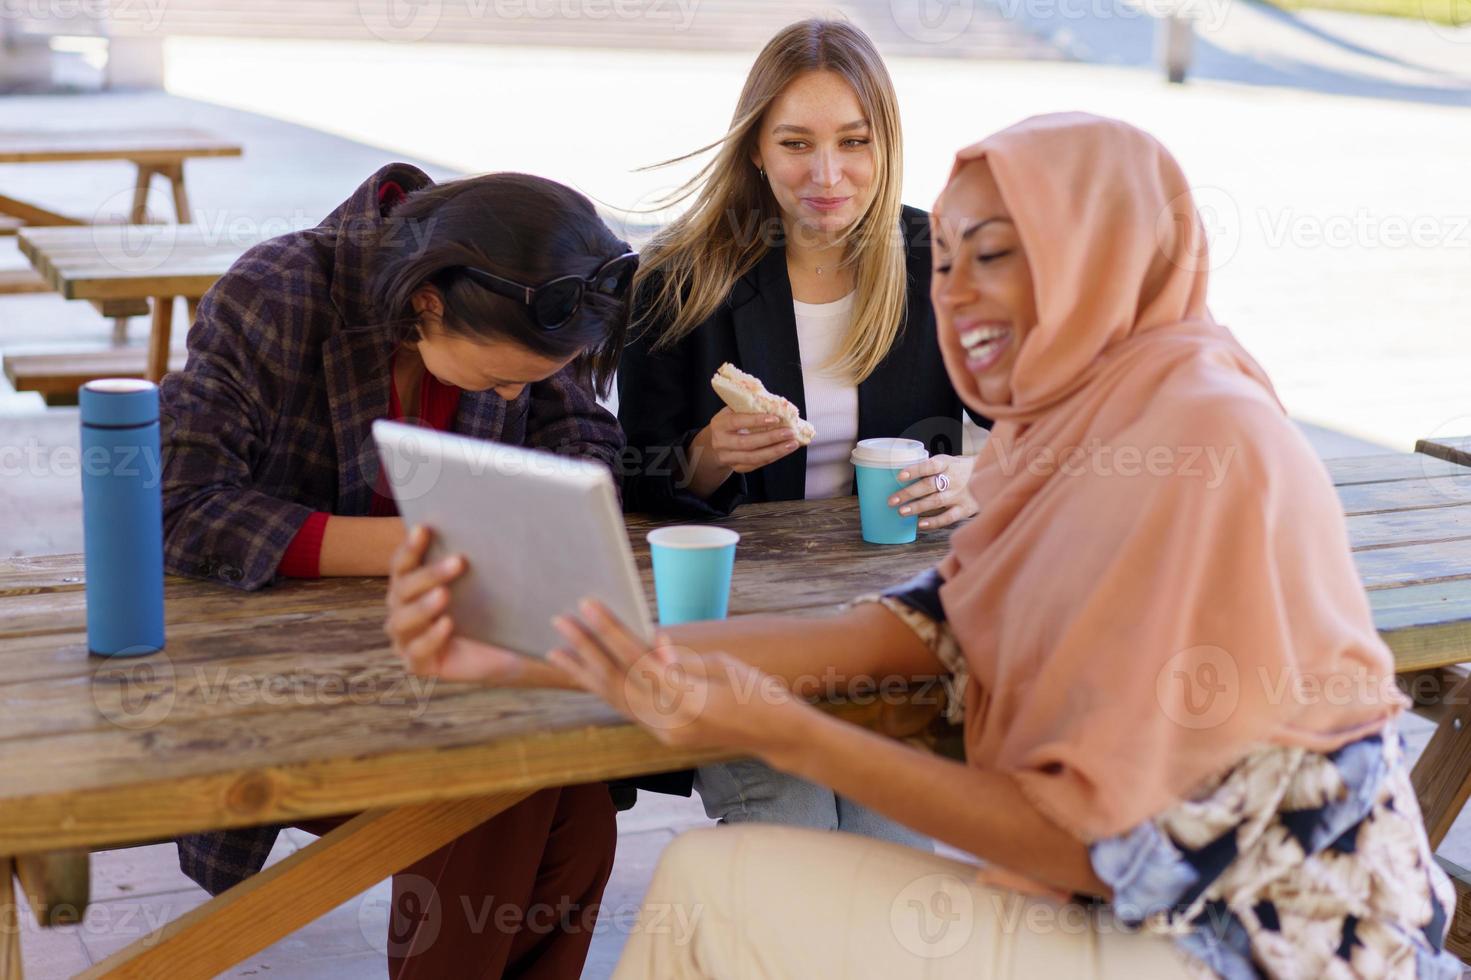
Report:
936,113,1402,843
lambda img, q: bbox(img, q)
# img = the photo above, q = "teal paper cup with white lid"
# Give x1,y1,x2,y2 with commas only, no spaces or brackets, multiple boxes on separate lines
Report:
851,438,930,544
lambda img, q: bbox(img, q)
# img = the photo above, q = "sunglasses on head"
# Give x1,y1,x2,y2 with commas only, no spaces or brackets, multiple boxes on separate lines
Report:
459,251,639,331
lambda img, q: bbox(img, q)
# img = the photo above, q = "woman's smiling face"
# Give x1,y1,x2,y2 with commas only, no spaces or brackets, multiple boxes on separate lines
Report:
931,160,1038,405
751,69,878,245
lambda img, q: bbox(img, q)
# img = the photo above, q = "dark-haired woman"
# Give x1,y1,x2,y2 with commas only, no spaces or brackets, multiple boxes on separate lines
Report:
160,163,631,978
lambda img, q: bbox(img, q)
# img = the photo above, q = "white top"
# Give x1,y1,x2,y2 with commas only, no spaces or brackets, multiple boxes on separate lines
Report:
793,292,860,500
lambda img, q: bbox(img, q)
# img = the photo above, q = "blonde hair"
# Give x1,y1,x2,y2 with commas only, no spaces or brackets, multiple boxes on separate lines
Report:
632,18,907,385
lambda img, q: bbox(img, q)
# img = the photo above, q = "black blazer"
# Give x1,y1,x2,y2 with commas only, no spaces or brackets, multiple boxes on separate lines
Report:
618,205,989,517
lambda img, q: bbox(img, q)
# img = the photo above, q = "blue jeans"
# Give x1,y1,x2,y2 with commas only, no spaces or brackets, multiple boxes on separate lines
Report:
694,759,933,849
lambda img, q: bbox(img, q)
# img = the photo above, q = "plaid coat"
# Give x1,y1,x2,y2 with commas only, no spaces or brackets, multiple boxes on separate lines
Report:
160,162,625,896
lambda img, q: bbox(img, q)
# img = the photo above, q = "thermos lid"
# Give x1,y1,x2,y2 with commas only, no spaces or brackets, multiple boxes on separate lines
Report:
80,379,158,427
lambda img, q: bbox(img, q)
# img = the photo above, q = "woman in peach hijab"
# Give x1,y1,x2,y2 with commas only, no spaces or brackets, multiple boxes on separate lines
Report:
386,113,1458,978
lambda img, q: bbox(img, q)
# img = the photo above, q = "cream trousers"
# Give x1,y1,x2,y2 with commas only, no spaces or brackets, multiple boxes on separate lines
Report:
612,825,1194,980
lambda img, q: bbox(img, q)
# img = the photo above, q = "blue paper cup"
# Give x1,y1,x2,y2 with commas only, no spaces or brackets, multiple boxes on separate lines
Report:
647,525,740,626
851,438,930,545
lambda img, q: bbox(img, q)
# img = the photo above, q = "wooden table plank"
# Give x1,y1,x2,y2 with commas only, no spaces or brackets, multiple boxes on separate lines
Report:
1356,538,1471,590
1371,580,1471,630
1337,475,1471,515
1419,437,1471,470
18,226,260,302
0,129,242,165
1325,453,1471,485
0,554,86,598
1346,505,1471,551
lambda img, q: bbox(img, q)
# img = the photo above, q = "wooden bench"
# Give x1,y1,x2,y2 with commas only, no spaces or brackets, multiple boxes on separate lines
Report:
0,269,48,294
3,348,186,402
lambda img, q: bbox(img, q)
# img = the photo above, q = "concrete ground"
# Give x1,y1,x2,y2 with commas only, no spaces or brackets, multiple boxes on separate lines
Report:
3,10,1469,977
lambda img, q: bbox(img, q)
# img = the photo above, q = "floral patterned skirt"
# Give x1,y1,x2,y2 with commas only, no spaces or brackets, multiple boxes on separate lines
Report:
1091,724,1461,979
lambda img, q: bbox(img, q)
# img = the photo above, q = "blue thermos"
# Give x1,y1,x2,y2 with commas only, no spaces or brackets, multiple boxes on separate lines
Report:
80,379,165,657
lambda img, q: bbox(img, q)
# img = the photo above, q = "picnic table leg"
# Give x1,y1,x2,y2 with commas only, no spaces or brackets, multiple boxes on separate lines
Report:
128,165,158,224
13,852,88,928
115,163,164,346
77,790,531,980
1432,857,1471,961
147,296,174,383
1411,672,1471,848
1,858,22,980
163,163,191,223
1411,673,1471,961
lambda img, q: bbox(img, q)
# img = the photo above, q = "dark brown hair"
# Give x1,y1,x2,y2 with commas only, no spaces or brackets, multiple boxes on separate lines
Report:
373,172,631,397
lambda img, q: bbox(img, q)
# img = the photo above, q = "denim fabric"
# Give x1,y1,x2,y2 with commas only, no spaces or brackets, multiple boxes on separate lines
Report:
694,759,933,849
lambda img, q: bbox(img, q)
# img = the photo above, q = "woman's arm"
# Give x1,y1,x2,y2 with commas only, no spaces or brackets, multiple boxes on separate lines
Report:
616,316,746,515
665,601,945,689
160,274,318,590
317,516,406,576
768,704,1106,897
685,408,802,500
549,599,1105,898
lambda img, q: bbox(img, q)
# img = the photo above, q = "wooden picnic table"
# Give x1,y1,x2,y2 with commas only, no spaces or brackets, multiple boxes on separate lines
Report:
3,449,1471,976
0,128,243,395
11,225,260,397
0,128,241,235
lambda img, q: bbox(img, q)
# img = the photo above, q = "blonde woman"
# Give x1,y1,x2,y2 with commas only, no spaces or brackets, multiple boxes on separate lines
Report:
616,19,986,843
619,18,986,518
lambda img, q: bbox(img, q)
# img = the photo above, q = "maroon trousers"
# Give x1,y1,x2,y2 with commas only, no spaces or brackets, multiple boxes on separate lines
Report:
295,784,617,979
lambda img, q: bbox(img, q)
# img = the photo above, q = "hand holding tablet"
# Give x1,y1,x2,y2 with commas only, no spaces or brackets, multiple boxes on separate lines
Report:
385,525,574,687
373,420,655,660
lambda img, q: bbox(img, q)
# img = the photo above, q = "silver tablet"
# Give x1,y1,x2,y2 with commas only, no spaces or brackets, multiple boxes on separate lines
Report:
372,420,654,658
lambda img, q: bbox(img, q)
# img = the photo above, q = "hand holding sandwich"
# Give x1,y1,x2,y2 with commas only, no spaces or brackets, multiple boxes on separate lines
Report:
686,408,805,497
685,363,815,499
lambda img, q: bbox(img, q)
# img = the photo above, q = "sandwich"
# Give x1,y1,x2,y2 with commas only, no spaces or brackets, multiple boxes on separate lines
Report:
710,363,815,446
